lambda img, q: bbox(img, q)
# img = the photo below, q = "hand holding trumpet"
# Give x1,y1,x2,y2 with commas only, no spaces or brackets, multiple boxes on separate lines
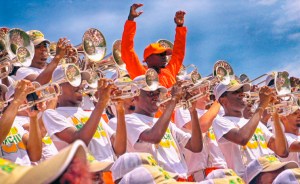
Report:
258,86,276,110
13,80,35,105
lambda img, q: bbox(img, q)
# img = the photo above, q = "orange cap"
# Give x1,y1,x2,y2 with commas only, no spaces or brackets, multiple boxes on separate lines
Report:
143,43,172,62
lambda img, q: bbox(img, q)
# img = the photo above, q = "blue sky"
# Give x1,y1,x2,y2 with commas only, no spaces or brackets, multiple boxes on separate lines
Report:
2,0,300,80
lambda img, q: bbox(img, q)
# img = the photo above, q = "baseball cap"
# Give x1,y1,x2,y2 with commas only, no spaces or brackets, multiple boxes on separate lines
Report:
206,169,238,180
26,30,50,46
111,152,161,182
143,43,172,61
119,164,178,184
86,153,113,173
0,140,87,184
214,79,251,100
245,155,298,184
273,168,300,184
199,176,245,184
133,75,167,93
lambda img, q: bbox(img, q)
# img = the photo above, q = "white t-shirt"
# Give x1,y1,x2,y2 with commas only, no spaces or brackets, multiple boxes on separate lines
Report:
0,122,30,166
15,116,58,162
213,116,273,177
15,67,43,81
279,133,299,164
125,113,191,178
42,106,116,162
175,108,208,175
174,108,227,176
108,117,118,131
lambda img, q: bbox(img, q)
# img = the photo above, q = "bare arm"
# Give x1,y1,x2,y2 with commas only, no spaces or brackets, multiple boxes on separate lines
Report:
139,82,183,144
183,101,221,132
267,111,289,157
223,86,273,145
0,80,34,143
289,141,300,152
139,98,177,144
23,115,42,162
110,100,127,156
184,109,203,152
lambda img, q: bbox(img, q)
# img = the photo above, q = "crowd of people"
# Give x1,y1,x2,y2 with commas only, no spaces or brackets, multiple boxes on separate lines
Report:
1,3,300,184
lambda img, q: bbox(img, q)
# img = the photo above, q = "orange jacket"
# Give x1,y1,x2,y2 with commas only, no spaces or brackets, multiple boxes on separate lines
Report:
121,20,187,89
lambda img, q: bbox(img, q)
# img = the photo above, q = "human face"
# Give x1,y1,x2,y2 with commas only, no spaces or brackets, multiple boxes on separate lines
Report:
220,87,247,114
32,42,49,68
145,52,168,71
286,109,300,128
135,90,160,116
59,83,84,107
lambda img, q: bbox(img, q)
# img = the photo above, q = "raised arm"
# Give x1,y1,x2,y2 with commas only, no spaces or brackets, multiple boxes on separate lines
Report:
165,11,187,77
22,102,44,162
267,110,289,157
121,3,146,79
110,99,127,156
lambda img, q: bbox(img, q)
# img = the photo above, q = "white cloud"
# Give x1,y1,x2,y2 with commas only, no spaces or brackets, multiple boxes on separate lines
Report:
251,0,278,5
288,33,300,40
272,0,300,36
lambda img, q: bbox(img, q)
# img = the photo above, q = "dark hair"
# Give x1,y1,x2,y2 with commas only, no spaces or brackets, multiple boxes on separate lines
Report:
220,91,227,98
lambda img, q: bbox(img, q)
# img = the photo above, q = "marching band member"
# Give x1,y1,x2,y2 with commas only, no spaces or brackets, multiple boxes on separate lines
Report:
15,30,71,85
121,3,187,88
174,88,227,181
212,79,289,179
278,108,300,165
42,69,127,183
124,78,203,181
0,80,43,165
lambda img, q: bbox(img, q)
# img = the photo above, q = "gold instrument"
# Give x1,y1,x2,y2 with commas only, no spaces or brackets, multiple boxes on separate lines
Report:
244,71,296,116
18,82,61,111
0,82,61,112
0,28,34,79
157,64,209,109
5,28,34,67
82,28,106,62
53,63,82,87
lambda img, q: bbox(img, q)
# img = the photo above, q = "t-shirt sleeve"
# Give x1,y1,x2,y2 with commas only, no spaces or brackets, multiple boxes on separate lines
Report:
260,122,273,144
108,117,117,131
170,123,191,148
285,133,297,148
15,67,36,80
42,109,73,137
101,119,115,139
212,116,236,142
125,115,150,146
174,108,191,128
15,123,28,138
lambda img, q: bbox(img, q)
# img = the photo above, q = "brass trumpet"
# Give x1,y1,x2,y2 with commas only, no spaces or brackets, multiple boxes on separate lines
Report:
1,82,61,112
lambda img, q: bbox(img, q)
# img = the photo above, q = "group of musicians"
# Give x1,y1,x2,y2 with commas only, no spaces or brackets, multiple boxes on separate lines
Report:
0,3,300,184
